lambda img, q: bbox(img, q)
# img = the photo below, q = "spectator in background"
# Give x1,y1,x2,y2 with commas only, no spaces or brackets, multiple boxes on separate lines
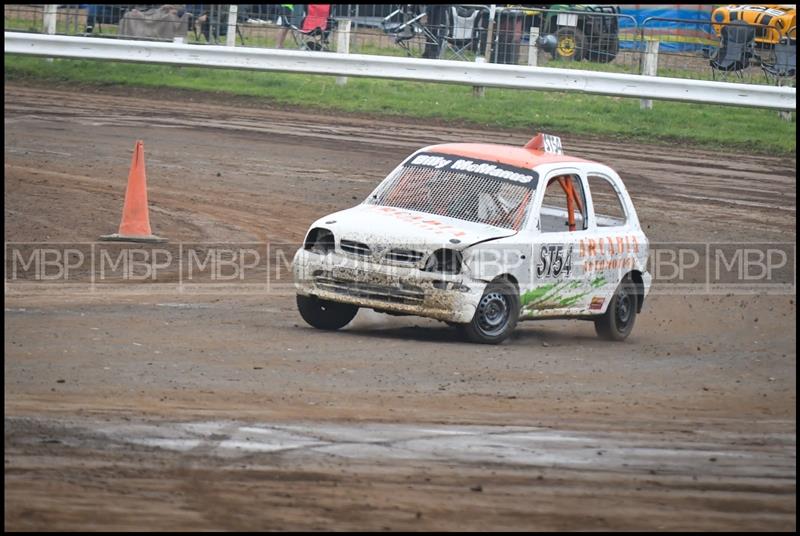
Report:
276,4,302,48
84,4,98,33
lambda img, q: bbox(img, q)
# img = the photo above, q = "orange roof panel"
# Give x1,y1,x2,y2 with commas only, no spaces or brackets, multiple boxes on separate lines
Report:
425,143,593,170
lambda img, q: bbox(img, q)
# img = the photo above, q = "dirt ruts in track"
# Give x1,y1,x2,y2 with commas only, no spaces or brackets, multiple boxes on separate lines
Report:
5,83,795,242
5,415,796,531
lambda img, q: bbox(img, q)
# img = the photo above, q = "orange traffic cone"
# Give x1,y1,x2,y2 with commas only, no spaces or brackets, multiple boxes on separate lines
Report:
100,140,167,243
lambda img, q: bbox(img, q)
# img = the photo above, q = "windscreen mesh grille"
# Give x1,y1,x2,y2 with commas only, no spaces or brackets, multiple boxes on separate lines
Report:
367,164,533,230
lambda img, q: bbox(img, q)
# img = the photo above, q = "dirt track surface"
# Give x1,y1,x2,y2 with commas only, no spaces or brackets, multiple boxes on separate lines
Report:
4,82,796,531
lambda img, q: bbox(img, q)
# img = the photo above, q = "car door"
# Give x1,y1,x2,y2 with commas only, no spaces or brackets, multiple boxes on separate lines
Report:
521,168,595,318
581,169,643,314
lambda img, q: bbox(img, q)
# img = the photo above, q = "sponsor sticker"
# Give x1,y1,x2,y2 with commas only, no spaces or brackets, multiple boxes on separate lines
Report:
407,152,538,186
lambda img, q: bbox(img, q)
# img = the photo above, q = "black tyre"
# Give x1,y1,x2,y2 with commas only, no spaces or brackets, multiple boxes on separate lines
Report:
296,295,358,331
553,27,585,62
458,279,519,344
594,276,637,341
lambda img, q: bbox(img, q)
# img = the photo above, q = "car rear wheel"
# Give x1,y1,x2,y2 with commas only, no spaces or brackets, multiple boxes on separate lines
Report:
458,280,519,344
297,295,358,330
594,276,637,341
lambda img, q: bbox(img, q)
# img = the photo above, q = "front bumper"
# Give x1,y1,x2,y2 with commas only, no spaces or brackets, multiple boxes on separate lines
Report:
293,249,485,323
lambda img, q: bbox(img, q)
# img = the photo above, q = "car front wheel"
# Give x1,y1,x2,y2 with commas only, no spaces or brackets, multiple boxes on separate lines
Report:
594,276,637,341
296,295,358,330
459,279,519,344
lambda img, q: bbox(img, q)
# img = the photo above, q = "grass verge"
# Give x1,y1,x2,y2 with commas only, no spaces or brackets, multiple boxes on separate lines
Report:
5,55,796,155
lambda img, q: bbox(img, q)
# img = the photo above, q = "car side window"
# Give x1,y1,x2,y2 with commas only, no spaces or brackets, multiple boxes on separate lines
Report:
540,174,587,233
588,174,627,227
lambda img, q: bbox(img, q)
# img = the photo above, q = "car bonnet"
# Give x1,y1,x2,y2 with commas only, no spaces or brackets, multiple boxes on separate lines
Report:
311,204,517,251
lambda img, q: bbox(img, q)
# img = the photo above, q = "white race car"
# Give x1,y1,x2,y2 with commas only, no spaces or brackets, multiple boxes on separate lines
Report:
293,134,651,344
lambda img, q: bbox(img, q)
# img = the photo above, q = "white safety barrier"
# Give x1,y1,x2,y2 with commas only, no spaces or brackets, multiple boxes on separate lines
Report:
4,32,796,110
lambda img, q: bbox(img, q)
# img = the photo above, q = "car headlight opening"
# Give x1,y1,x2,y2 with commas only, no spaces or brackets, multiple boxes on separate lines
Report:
424,248,462,275
304,227,335,254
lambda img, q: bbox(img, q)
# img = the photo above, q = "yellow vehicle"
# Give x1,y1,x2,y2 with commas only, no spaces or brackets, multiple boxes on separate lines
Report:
712,5,797,45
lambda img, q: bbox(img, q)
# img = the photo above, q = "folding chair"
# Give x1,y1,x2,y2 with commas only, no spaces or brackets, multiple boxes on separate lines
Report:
382,5,449,58
291,4,332,51
762,36,796,85
710,21,756,81
381,5,428,56
441,6,481,60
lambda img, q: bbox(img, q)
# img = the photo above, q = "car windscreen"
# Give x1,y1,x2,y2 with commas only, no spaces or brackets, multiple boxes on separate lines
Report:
366,152,538,231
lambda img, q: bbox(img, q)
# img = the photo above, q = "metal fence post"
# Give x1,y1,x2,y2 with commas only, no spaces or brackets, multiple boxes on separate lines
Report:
528,26,539,67
226,5,238,47
473,57,486,98
640,39,659,110
43,4,58,62
484,5,496,62
336,19,352,86
44,4,58,35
